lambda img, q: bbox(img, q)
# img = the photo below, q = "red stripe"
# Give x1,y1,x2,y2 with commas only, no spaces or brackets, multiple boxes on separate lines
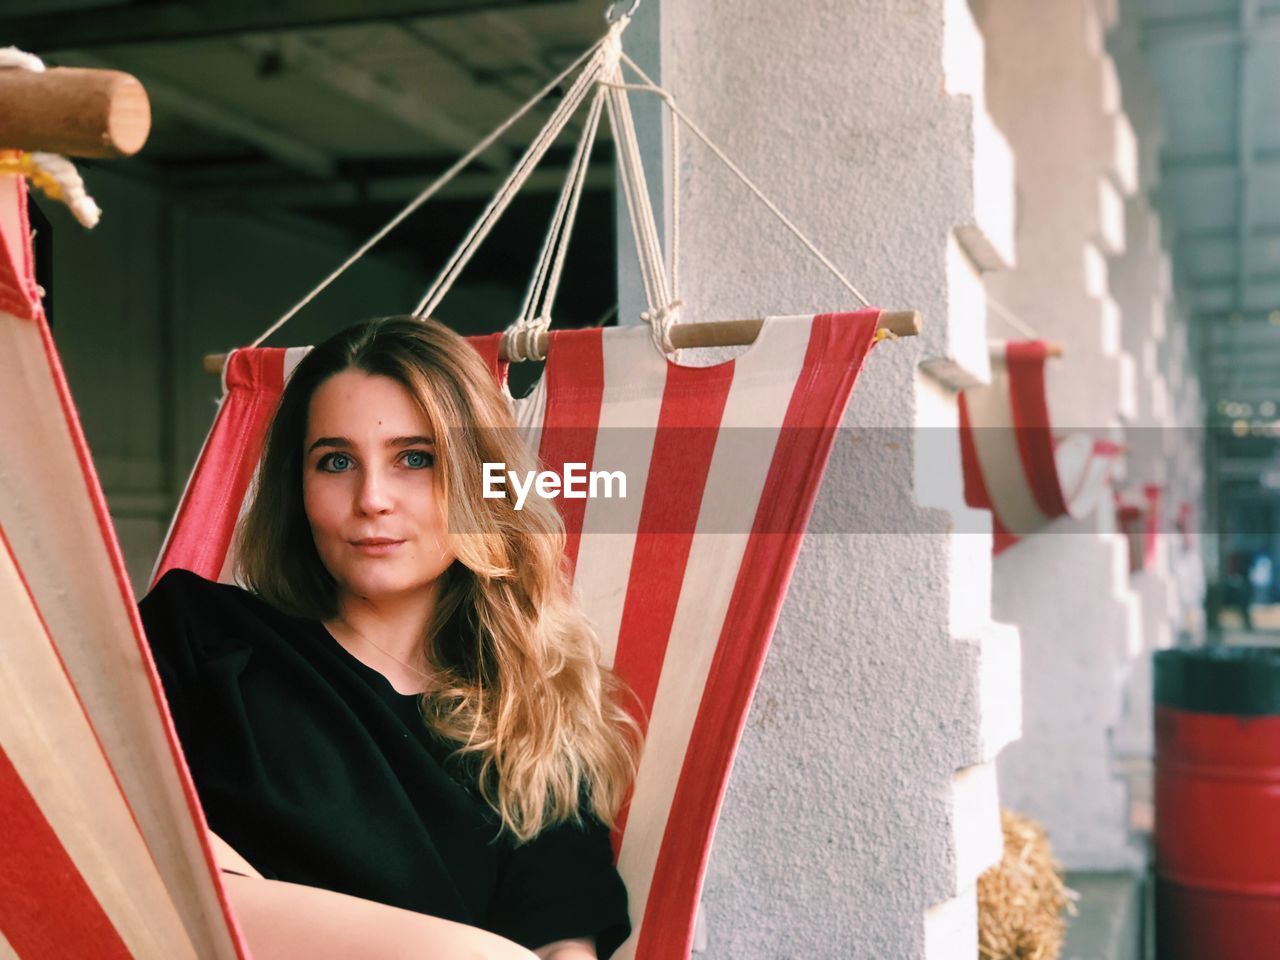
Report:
956,388,1018,554
634,310,881,959
465,332,508,389
154,348,288,584
609,354,734,846
0,174,42,321
0,744,133,959
1144,483,1162,567
536,330,605,573
958,393,993,511
1005,341,1068,518
28,316,249,956
993,520,1019,555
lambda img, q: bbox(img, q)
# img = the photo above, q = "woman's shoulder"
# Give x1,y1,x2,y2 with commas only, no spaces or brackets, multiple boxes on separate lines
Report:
144,567,267,615
140,567,301,650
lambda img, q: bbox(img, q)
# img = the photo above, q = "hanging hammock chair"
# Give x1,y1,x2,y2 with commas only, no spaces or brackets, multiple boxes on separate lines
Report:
1116,483,1163,574
1,12,919,960
959,340,1123,554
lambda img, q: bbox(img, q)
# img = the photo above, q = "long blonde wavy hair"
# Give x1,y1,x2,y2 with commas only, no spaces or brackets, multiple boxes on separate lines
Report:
236,316,643,842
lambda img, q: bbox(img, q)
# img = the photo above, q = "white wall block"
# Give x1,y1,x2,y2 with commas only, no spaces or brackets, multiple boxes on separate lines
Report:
978,0,1145,872
653,1,1020,955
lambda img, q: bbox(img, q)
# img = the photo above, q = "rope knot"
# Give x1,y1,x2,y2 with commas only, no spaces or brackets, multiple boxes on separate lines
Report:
601,23,624,75
0,48,100,228
640,298,684,355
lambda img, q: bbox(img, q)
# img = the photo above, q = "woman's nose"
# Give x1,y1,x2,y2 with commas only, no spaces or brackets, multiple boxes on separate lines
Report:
354,468,394,514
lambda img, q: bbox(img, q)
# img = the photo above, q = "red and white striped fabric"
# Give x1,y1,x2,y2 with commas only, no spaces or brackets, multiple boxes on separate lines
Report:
0,175,247,957
1117,483,1163,574
959,340,1122,554
154,310,883,959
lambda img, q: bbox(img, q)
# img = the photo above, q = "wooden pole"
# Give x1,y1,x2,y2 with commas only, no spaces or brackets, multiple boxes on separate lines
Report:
0,67,151,157
988,340,1065,360
202,310,923,374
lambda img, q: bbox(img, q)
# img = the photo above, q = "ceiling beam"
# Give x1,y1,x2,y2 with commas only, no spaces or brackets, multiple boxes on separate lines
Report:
3,0,561,52
1238,0,1258,312
1179,224,1280,244
177,163,614,207
1190,269,1280,289
238,35,509,172
1142,7,1280,48
1163,149,1280,177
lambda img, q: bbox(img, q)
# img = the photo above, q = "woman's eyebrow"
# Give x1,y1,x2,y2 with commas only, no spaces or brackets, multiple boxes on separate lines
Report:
389,435,435,447
306,436,350,454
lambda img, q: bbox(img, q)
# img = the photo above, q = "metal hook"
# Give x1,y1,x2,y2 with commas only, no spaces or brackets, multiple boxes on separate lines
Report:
604,0,641,23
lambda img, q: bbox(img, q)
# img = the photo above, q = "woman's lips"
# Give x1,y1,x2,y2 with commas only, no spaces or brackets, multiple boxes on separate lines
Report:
350,538,405,556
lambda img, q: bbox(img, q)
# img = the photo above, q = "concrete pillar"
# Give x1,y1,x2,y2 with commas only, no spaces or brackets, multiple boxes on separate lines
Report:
976,0,1145,871
625,1,1020,956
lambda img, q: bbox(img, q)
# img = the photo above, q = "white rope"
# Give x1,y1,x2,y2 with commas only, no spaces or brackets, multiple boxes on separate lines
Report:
986,294,1041,340
515,87,604,329
506,87,607,361
669,96,680,306
539,89,606,322
241,13,891,357
602,64,683,355
245,29,612,348
413,22,620,320
533,92,607,321
612,53,872,309
0,47,102,229
0,47,45,72
609,71,669,311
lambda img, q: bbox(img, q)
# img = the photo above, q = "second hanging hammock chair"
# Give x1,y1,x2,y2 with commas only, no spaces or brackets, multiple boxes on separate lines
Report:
959,340,1124,554
1,10,921,960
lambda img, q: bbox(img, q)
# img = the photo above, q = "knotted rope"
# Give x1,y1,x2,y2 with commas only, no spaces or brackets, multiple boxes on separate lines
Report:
0,47,102,228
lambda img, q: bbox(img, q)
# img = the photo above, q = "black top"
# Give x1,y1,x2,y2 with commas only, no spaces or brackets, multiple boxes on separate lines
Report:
1155,645,1280,716
139,569,630,957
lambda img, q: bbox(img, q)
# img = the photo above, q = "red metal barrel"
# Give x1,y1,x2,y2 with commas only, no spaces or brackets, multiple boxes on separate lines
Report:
1154,647,1280,958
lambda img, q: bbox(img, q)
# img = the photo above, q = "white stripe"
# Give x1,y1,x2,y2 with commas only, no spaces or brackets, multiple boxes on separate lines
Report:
282,346,310,382
0,534,198,958
612,315,813,958
0,927,19,960
0,315,237,958
1055,433,1113,519
965,359,1053,535
569,325,667,669
509,359,549,462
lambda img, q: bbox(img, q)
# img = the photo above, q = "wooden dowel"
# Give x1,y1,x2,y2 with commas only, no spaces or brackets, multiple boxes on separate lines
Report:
988,340,1065,360
0,67,151,157
202,310,922,375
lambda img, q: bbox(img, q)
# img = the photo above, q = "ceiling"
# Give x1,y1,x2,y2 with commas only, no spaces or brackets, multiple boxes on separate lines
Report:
0,0,622,327
4,0,1276,413
1135,0,1280,424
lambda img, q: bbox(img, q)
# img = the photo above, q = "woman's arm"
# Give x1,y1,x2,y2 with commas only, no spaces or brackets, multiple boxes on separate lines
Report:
209,830,263,878
223,873,539,960
534,938,595,960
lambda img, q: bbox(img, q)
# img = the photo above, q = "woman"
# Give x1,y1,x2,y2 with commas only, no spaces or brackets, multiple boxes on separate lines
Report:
140,316,643,960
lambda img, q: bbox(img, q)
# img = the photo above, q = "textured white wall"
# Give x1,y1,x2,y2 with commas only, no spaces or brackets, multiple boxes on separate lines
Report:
977,0,1146,871
624,2,1021,956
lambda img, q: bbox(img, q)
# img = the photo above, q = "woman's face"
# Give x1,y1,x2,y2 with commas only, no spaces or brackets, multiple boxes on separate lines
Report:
302,370,456,606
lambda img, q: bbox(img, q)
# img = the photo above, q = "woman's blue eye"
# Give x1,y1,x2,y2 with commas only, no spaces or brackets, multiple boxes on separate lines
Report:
402,450,434,469
319,453,353,472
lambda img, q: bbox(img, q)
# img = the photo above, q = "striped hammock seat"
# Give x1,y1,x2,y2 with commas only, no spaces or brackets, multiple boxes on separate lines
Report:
1,173,885,958
958,340,1123,554
1116,483,1163,574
